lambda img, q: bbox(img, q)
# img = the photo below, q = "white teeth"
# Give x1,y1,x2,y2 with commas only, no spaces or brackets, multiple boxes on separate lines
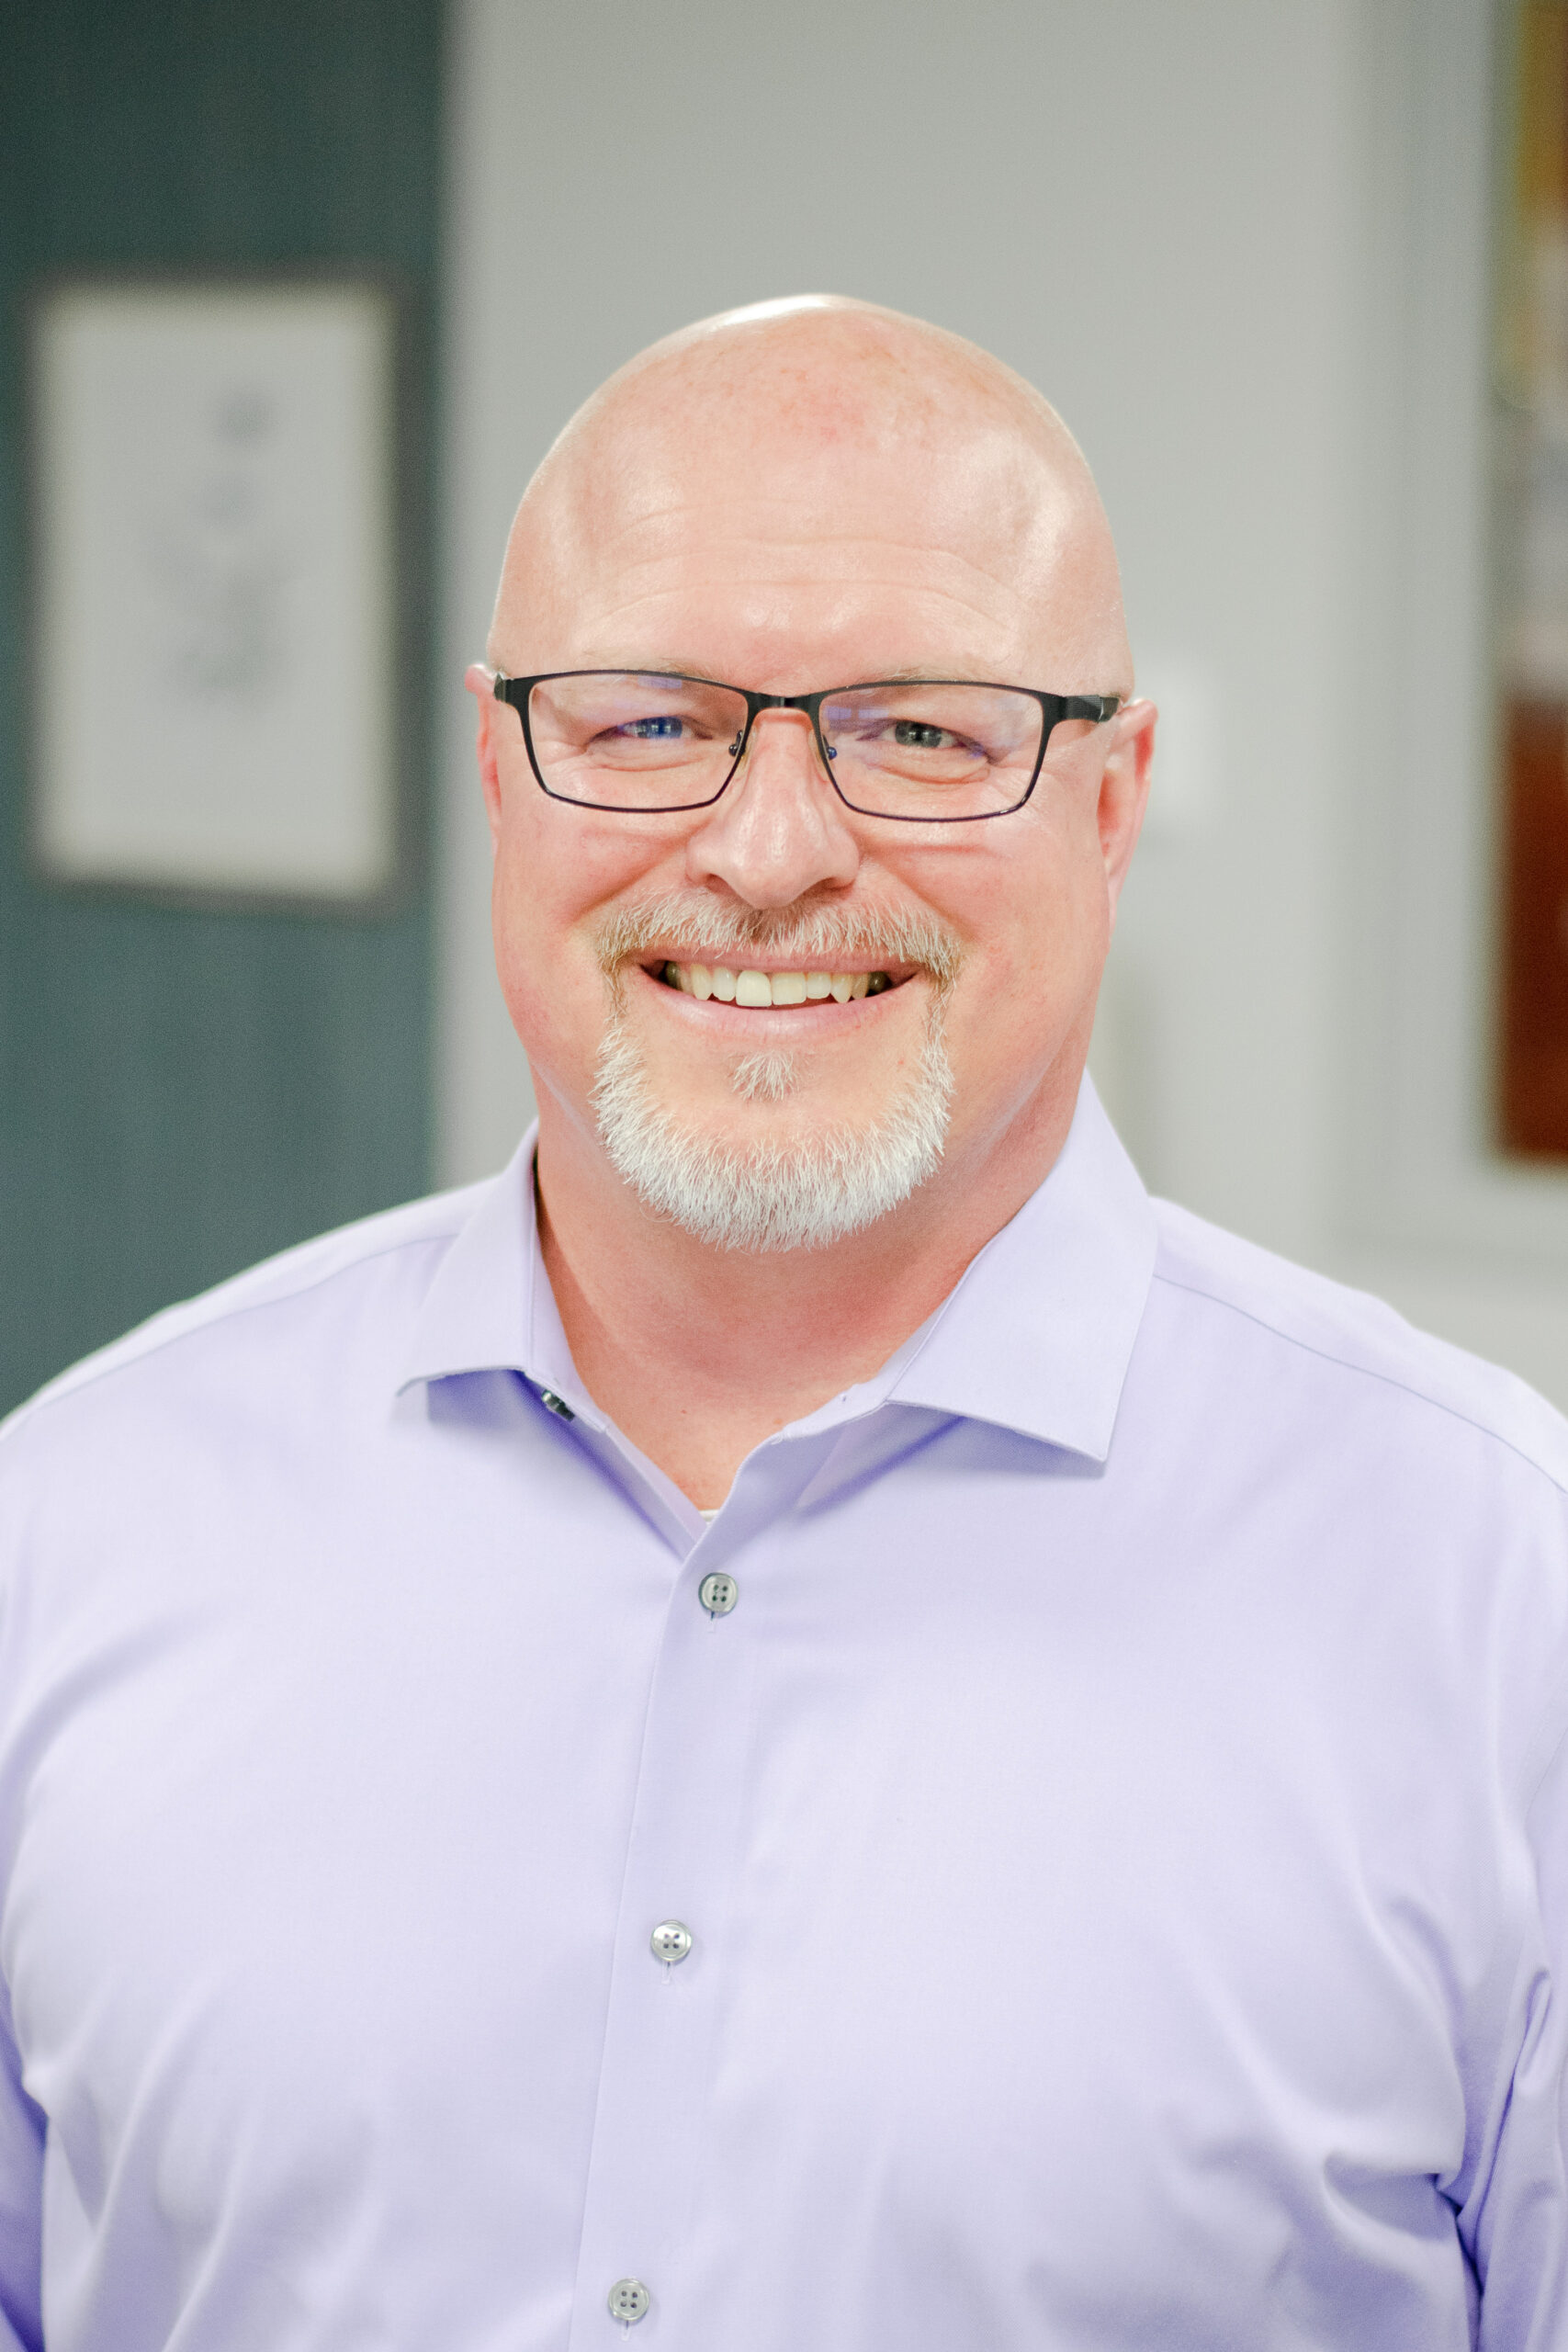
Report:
664,962,890,1004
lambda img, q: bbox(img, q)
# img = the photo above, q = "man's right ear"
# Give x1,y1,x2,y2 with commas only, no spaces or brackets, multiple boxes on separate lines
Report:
465,662,503,842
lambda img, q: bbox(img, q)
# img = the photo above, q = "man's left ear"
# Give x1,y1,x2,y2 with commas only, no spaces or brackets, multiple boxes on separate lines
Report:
1099,697,1157,915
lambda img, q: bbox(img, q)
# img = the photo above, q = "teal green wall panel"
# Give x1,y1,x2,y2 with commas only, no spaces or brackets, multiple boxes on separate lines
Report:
0,0,444,1411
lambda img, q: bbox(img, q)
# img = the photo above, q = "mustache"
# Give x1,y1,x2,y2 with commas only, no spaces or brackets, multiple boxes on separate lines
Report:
593,893,965,993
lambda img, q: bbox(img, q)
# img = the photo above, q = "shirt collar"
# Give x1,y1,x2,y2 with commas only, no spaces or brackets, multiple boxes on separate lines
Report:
877,1074,1155,1459
397,1074,1156,1465
394,1140,568,1400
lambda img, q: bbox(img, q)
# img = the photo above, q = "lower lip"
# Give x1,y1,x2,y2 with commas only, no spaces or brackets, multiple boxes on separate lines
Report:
634,964,912,1032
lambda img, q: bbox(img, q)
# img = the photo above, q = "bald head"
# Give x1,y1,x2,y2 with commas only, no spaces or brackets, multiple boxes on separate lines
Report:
489,296,1132,696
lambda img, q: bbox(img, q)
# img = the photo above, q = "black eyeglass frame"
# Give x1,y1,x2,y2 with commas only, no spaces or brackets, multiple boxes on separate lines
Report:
492,671,1122,822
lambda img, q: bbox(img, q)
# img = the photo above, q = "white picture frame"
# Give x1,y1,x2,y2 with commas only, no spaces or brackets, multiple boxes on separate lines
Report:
30,277,402,908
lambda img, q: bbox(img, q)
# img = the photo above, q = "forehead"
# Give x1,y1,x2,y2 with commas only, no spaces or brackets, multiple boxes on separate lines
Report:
527,406,1088,684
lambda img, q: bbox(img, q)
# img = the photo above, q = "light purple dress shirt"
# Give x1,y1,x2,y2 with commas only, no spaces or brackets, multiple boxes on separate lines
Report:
1,1080,1566,2350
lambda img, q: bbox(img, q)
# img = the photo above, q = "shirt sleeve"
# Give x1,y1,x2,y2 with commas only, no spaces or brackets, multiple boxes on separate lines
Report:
0,1975,44,2352
0,1444,47,2352
1468,1711,1568,2351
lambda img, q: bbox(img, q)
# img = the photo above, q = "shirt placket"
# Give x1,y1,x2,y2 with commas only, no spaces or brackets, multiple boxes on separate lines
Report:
563,1493,764,2345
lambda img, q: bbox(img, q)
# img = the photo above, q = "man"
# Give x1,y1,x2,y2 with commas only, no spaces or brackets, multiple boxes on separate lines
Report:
0,296,1564,2349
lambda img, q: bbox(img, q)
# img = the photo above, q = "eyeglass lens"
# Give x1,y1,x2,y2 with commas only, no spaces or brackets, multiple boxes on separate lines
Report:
525,673,1094,816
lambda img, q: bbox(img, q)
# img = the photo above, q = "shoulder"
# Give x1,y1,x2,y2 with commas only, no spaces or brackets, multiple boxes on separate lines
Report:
0,1181,488,1451
1148,1196,1568,1497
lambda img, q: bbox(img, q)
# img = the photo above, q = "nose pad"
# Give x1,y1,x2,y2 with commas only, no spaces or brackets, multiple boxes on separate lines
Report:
731,707,834,791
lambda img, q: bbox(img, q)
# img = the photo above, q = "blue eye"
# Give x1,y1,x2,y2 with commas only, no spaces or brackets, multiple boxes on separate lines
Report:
620,715,684,740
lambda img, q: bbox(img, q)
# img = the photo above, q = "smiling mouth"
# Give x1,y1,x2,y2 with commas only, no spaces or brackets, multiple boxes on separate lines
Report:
655,961,899,1006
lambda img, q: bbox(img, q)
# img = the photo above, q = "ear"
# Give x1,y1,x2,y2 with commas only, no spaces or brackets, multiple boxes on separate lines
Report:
466,662,503,847
1098,697,1157,921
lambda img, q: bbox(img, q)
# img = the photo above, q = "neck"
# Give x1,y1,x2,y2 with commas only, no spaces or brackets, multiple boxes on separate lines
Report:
533,1069,1082,1509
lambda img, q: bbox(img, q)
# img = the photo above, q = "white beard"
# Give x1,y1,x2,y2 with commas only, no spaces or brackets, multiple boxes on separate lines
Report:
592,1002,954,1253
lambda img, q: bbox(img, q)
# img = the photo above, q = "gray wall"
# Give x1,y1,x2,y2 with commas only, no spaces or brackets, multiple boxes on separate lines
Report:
439,0,1568,1404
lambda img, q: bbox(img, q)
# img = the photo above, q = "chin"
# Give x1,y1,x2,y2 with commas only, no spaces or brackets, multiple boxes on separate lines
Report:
592,1021,956,1254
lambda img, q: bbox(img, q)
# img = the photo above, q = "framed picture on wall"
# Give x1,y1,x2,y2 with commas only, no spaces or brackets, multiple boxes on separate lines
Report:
28,275,407,910
1496,3,1568,1153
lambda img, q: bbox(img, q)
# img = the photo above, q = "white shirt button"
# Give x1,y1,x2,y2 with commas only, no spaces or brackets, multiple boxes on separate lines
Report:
608,2277,650,2323
650,1918,693,1964
699,1571,738,1616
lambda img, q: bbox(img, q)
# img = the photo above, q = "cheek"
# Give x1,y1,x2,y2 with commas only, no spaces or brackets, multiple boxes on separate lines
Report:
935,807,1105,988
487,796,678,1068
933,831,1110,1078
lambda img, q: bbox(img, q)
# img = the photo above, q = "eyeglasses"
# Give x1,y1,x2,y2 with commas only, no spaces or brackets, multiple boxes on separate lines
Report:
492,671,1121,823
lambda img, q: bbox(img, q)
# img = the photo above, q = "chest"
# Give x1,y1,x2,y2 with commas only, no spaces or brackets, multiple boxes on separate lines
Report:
2,1439,1495,2347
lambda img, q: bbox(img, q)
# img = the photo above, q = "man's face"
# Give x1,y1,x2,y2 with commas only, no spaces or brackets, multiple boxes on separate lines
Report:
476,366,1149,1239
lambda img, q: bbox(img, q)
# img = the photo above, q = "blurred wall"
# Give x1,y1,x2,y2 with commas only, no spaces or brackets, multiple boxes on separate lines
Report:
0,0,442,1415
439,0,1568,1406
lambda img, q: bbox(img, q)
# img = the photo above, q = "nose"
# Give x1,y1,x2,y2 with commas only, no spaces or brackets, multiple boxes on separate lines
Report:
683,708,861,908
